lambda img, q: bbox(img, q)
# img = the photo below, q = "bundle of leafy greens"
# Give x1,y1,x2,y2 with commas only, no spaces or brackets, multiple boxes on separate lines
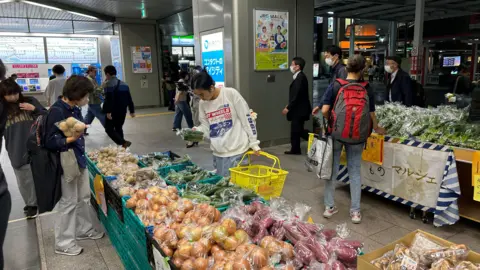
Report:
376,103,480,149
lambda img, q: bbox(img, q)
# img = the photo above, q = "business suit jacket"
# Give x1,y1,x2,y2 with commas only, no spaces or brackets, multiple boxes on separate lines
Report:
287,71,311,121
386,68,413,107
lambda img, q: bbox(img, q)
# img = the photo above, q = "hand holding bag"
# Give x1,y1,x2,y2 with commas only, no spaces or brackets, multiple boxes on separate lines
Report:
60,149,80,183
305,118,333,180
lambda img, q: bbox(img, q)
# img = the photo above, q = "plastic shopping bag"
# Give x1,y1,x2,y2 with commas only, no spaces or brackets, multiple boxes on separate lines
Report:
306,133,333,180
60,149,80,183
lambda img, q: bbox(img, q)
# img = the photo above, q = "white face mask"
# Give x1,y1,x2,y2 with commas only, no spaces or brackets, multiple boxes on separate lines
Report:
77,96,89,107
325,58,334,66
290,66,296,74
384,65,393,73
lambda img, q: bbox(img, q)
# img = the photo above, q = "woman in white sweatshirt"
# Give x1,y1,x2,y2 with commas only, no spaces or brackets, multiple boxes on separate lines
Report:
190,71,261,177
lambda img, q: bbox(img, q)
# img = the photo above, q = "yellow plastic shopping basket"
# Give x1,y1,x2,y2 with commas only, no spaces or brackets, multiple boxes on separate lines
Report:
229,151,288,200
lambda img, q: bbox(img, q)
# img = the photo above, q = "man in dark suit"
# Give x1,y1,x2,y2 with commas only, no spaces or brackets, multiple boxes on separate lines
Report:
282,57,312,155
385,56,413,106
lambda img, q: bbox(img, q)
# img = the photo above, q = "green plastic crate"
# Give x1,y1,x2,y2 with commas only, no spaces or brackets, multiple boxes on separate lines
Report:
157,163,222,189
121,197,147,250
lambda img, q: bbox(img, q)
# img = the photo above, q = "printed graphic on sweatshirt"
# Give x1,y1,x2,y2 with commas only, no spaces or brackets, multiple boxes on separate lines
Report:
246,114,257,135
207,104,233,138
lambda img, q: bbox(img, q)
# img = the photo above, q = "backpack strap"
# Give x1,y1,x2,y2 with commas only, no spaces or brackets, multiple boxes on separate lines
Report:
336,78,349,86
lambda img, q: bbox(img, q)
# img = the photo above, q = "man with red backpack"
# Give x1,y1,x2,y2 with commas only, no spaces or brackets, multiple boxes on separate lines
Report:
320,55,385,224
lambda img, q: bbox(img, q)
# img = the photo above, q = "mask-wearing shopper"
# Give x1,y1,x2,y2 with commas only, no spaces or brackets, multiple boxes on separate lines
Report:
45,65,67,107
44,75,104,256
190,71,261,177
283,57,312,155
84,65,106,135
385,55,414,107
320,55,385,224
102,65,135,149
312,45,347,116
0,78,47,219
0,59,12,269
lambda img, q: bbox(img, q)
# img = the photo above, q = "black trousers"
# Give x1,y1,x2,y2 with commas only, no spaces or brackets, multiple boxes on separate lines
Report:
105,111,127,146
290,119,310,153
0,190,11,270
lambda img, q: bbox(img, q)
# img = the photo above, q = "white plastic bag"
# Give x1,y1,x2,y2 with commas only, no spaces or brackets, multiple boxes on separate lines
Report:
306,133,333,180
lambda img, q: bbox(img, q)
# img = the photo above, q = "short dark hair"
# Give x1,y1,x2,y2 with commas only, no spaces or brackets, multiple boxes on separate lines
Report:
104,65,117,76
10,74,17,78
346,54,366,73
52,65,65,75
277,25,281,29
325,45,343,59
386,55,402,66
292,57,306,70
62,75,93,101
190,70,215,90
0,59,5,80
0,77,22,96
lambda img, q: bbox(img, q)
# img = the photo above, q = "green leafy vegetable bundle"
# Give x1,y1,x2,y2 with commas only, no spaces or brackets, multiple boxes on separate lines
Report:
139,153,191,168
177,128,204,142
165,165,214,185
376,103,480,149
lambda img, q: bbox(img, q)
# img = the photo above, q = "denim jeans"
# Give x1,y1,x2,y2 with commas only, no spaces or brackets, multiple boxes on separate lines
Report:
213,154,244,177
324,140,364,212
173,101,194,129
84,104,106,128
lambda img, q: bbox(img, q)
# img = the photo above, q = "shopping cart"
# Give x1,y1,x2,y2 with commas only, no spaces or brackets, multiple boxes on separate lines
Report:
229,151,288,200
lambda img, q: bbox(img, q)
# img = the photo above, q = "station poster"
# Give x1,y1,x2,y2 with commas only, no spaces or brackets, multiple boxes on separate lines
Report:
254,10,289,71
201,31,224,87
131,46,152,73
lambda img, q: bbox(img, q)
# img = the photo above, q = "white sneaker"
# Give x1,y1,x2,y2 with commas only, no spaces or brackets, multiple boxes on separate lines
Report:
351,211,362,224
323,206,339,218
77,231,105,240
55,245,83,256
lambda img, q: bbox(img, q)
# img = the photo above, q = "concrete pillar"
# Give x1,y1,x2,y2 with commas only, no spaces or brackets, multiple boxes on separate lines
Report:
349,20,355,56
411,0,425,81
388,21,397,56
192,0,314,145
335,18,341,45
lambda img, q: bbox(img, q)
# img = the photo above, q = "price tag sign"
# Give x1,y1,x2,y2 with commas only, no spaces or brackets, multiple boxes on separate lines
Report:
472,151,480,186
474,175,480,202
362,134,384,165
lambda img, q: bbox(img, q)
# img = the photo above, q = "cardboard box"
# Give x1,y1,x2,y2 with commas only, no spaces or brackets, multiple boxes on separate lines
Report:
357,230,480,269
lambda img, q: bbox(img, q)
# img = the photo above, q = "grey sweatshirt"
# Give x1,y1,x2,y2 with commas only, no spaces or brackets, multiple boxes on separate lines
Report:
4,97,46,169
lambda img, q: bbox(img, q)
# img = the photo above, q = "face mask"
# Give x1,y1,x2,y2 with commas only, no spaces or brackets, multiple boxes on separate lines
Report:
290,66,296,74
77,96,89,107
325,58,334,66
385,65,393,73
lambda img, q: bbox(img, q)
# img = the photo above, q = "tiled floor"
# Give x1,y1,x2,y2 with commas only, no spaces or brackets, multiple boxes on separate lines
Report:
4,104,480,269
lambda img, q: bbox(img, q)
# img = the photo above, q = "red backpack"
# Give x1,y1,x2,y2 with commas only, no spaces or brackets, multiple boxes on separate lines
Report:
329,79,372,144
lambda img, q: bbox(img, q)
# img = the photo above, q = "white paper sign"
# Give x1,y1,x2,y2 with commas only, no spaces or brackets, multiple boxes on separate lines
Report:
361,142,448,208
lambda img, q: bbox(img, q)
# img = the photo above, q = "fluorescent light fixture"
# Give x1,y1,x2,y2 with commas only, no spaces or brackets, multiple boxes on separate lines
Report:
23,1,62,11
0,32,101,37
0,0,14,3
67,11,98,20
327,11,334,14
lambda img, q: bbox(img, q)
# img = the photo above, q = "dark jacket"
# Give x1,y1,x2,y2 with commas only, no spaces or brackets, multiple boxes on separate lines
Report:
330,62,347,83
103,76,135,114
44,99,86,169
0,101,7,196
4,96,46,168
287,71,311,121
386,68,413,107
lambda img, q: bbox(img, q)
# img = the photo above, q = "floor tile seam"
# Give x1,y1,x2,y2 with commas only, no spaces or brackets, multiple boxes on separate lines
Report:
35,217,48,270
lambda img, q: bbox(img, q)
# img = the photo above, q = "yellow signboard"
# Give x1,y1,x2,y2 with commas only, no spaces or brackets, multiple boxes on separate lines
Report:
474,175,480,202
362,134,384,165
472,151,480,186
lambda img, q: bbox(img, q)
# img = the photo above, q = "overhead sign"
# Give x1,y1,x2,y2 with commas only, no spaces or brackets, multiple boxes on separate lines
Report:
47,37,98,63
171,35,195,46
0,37,46,63
201,31,224,87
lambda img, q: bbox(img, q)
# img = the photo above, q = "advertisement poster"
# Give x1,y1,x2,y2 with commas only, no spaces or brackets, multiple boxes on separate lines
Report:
254,10,289,71
131,46,152,73
110,37,123,80
201,31,224,87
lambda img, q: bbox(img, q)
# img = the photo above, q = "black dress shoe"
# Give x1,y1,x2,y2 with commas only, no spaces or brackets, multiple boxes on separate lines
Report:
284,151,302,155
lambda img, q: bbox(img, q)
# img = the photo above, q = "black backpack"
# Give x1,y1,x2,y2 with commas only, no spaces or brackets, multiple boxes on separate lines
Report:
27,108,62,213
411,79,426,107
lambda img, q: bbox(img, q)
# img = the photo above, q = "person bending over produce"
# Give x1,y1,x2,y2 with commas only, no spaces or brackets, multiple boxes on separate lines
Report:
44,76,104,256
190,71,261,177
0,78,46,219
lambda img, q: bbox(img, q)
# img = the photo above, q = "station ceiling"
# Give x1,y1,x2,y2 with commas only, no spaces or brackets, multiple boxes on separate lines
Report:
315,0,480,22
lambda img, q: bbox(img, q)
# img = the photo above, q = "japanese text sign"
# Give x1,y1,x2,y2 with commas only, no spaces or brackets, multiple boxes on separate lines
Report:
201,31,224,87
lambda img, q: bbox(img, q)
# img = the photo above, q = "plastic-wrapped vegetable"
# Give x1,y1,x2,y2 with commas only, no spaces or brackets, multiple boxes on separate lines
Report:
371,250,394,270
294,240,316,265
177,128,204,142
421,244,468,266
55,117,86,137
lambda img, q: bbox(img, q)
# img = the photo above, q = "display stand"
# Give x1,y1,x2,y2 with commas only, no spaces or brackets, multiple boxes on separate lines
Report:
453,148,480,223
